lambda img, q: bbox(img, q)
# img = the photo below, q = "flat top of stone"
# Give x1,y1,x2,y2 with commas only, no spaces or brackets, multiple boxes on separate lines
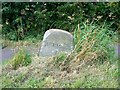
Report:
43,29,73,40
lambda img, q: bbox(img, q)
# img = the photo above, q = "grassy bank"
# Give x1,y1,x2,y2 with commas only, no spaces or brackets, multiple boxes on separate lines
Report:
1,34,42,49
1,22,119,88
1,55,119,88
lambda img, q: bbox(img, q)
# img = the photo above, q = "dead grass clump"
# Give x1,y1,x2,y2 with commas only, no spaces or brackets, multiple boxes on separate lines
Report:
59,22,116,73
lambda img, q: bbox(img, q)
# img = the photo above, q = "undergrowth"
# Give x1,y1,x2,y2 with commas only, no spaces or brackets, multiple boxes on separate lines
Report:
1,22,118,88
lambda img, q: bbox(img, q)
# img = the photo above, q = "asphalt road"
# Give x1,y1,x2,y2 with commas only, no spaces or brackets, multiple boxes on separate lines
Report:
1,46,39,62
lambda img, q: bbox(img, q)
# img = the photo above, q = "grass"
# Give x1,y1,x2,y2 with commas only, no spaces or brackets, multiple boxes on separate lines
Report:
1,56,118,88
53,52,67,69
1,22,119,88
8,48,32,70
72,22,117,63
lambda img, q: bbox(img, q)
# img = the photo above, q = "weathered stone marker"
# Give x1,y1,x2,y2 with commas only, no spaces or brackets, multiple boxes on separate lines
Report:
39,29,74,57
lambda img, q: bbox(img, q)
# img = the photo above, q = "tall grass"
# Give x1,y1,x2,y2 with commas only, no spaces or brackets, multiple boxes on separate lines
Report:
56,21,117,70
72,22,117,64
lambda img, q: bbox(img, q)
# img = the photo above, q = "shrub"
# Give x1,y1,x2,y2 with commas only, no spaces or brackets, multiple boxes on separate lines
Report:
2,2,119,41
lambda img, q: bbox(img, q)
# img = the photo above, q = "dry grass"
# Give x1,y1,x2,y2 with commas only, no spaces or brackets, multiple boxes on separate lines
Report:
1,55,118,88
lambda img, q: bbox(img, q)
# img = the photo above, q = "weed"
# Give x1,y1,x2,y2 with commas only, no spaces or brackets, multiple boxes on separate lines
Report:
21,77,45,88
54,52,67,68
10,48,32,70
72,22,117,64
70,79,83,88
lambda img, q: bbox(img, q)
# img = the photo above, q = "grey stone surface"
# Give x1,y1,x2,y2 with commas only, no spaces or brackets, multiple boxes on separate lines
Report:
39,29,74,57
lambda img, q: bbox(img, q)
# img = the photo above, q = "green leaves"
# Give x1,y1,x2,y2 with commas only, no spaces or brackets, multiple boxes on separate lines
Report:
2,2,119,41
74,24,81,48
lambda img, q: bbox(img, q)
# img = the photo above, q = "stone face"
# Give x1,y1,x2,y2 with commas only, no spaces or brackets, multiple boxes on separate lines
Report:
39,29,74,57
